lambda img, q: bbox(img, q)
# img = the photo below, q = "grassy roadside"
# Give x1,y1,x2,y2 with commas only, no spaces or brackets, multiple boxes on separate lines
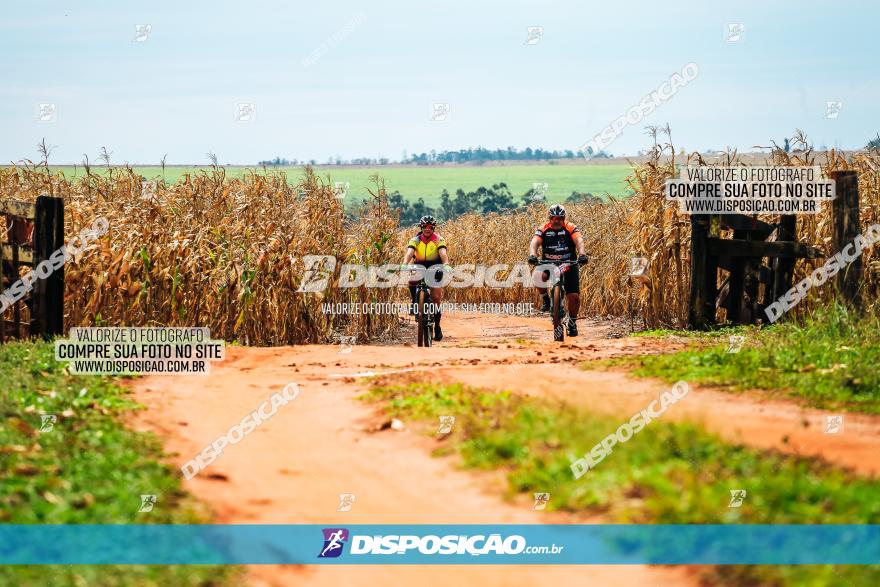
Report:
0,341,239,586
588,305,880,414
362,379,880,586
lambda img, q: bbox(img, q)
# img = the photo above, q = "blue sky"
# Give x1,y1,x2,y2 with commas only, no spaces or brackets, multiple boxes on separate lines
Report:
2,0,877,164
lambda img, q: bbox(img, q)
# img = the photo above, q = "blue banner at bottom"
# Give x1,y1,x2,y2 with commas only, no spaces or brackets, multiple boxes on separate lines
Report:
0,525,878,565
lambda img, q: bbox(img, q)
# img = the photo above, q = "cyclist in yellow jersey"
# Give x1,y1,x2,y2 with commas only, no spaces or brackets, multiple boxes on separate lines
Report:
401,215,450,340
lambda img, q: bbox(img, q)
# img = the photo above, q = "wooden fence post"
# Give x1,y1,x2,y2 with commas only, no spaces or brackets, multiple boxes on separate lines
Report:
829,170,861,311
31,196,65,338
726,228,747,323
688,216,716,329
771,215,797,304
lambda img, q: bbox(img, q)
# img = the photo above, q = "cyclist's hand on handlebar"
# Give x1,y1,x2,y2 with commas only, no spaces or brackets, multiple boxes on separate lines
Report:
577,254,589,267
528,255,539,266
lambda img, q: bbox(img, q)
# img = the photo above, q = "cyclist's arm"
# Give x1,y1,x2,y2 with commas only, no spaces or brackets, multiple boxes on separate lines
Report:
573,232,586,256
402,246,416,265
529,234,542,257
438,247,449,265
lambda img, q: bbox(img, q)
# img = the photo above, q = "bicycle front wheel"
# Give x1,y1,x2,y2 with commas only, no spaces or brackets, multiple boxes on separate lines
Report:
417,289,432,347
551,285,565,342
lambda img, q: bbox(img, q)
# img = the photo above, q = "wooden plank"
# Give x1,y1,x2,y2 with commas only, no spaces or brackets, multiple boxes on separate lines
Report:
705,215,719,326
705,249,718,327
2,319,26,340
12,243,21,336
719,214,774,237
32,196,65,338
0,199,37,220
830,170,862,310
718,258,773,284
1,244,34,265
726,229,747,323
735,222,765,324
769,215,797,308
742,255,762,324
707,238,823,259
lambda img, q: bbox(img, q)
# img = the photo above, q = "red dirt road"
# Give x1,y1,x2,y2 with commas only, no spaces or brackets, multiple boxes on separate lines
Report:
129,312,880,586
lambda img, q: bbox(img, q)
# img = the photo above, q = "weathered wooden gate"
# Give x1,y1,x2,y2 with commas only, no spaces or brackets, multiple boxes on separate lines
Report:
688,170,860,328
0,195,65,341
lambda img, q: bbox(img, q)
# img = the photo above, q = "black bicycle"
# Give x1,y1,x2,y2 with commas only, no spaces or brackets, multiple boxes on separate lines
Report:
536,260,575,342
402,265,435,347
414,277,434,347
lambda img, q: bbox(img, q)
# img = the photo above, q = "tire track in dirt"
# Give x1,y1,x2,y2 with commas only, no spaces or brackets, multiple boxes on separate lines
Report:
127,312,878,585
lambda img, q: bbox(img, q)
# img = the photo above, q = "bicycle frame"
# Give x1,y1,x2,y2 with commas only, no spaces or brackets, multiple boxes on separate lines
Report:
539,260,575,342
402,265,435,347
414,279,434,347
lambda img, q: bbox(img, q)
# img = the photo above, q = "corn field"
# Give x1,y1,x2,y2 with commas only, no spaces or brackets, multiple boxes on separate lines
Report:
2,130,879,345
0,164,399,345
403,128,880,328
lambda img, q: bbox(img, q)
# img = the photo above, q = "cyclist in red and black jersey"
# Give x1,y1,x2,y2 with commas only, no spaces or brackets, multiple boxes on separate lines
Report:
527,204,588,336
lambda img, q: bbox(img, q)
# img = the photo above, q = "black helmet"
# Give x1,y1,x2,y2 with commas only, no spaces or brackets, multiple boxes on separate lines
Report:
548,204,566,218
418,215,437,228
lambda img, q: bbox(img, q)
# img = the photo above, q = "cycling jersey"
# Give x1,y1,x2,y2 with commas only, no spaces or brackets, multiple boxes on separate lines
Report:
407,232,447,263
534,221,580,261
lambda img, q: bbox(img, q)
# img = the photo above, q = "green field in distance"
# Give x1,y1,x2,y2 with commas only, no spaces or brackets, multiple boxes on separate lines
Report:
52,164,634,206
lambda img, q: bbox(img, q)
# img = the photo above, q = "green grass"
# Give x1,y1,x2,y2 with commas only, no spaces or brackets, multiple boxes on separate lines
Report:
631,324,752,339
50,164,634,206
0,341,238,586
362,379,880,586
593,305,880,414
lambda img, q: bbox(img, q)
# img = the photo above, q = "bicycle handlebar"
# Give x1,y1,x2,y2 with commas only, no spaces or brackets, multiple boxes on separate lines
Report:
534,259,576,266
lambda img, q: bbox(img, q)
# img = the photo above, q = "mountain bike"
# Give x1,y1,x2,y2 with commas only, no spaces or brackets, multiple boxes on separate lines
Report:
401,265,435,347
543,260,575,342
414,277,434,347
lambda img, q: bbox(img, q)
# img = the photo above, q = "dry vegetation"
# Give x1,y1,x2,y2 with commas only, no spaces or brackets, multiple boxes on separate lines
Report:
1,163,399,345
2,129,879,344
413,128,880,328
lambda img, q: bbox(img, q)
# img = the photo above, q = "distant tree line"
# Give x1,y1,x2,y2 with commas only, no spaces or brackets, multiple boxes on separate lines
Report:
348,183,601,226
408,147,578,164
258,146,604,167
258,157,299,166
353,157,389,165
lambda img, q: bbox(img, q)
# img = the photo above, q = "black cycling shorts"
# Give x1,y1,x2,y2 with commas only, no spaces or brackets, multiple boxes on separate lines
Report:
539,263,580,294
408,262,444,288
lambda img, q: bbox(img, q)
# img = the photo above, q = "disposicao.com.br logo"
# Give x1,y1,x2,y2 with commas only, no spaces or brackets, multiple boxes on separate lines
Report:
318,528,349,558
317,528,563,558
